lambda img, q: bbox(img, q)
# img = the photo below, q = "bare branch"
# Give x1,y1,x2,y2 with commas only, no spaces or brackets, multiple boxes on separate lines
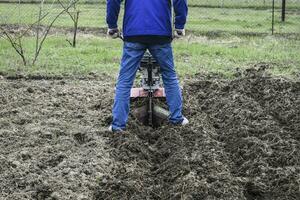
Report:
32,0,79,64
66,39,73,46
17,37,27,66
58,0,80,47
35,0,46,57
71,10,80,47
15,12,50,40
1,0,79,66
58,0,75,22
1,27,27,65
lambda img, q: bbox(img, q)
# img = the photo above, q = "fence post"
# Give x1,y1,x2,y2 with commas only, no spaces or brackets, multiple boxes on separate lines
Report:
281,0,286,22
272,0,275,34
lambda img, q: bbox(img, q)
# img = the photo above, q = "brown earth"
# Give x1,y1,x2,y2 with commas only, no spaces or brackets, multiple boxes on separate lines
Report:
0,67,299,200
0,24,107,37
2,24,300,40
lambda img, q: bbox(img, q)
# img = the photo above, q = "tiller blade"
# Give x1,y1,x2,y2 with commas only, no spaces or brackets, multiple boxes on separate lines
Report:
131,88,170,127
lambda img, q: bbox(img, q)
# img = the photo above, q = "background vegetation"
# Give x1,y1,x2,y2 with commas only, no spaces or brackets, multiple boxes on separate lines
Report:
0,0,299,78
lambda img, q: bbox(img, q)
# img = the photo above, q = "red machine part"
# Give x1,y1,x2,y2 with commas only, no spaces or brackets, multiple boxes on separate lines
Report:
130,88,166,98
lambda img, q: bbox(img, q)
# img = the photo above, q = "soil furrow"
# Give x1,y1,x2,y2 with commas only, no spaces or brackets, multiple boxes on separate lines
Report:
0,67,299,199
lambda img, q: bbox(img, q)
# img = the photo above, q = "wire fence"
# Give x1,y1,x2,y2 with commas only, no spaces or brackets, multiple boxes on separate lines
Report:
0,0,299,36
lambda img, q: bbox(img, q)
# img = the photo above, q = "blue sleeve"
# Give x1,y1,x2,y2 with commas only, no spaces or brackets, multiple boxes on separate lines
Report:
173,0,188,29
106,0,122,29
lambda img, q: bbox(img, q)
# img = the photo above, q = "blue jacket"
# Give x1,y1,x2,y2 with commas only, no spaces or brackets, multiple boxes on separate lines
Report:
106,0,188,37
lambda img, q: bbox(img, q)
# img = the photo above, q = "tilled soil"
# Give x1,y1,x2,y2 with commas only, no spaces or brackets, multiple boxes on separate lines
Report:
0,68,299,200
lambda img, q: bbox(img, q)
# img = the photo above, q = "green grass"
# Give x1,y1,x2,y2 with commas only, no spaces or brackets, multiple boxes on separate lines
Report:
175,36,300,78
0,35,122,76
1,35,299,78
0,3,300,35
188,7,300,34
0,1,299,78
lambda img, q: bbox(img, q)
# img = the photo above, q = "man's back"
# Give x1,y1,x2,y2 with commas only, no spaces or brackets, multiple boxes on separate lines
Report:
107,0,188,38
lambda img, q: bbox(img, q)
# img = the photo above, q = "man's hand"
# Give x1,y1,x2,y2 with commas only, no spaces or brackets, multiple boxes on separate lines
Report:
174,29,186,39
107,28,120,39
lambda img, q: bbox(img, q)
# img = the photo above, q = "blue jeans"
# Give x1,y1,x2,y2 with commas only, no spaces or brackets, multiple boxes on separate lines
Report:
112,42,183,130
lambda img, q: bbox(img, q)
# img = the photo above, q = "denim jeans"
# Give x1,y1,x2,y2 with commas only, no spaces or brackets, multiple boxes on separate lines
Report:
112,42,183,130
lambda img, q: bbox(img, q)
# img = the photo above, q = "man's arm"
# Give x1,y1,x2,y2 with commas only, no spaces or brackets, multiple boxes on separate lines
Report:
173,0,188,30
106,0,122,29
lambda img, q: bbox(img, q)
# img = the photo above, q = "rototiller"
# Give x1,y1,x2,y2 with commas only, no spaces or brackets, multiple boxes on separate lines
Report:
130,51,170,127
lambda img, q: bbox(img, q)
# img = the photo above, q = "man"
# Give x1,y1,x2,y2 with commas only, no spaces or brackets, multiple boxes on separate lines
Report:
106,0,188,132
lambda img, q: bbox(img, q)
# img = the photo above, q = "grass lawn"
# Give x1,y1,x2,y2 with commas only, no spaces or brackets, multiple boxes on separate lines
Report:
1,3,299,35
1,34,299,79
